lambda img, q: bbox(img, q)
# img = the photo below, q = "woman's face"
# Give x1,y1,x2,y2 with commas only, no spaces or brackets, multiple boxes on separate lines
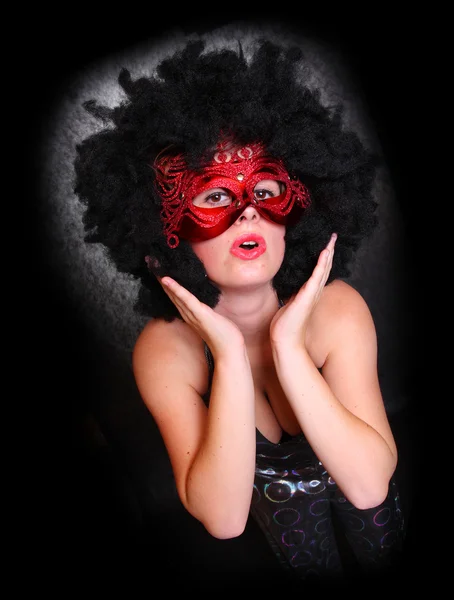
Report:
190,180,286,290
155,141,310,249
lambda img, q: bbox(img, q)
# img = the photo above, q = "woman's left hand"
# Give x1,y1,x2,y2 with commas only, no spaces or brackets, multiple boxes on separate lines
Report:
269,233,337,349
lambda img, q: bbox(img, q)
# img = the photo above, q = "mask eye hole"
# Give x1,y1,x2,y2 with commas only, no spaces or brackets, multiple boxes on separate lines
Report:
192,187,234,208
253,179,285,201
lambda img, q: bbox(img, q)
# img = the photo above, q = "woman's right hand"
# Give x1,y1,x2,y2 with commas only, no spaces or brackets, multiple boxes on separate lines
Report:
158,276,245,358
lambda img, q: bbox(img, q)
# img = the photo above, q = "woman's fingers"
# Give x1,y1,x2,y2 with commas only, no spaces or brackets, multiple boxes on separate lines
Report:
159,276,208,328
317,233,336,280
156,274,244,353
161,277,202,312
160,278,194,317
295,234,336,303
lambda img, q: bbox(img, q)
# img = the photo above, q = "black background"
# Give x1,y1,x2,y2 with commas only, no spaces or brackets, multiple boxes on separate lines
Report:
24,10,429,591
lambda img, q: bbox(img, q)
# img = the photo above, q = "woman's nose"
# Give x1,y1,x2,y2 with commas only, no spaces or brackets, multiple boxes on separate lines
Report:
234,203,261,223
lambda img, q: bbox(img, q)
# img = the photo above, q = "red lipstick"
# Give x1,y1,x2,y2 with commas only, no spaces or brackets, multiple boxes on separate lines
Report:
230,233,266,260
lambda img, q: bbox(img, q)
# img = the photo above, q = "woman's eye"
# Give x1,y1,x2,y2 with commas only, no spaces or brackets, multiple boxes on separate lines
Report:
206,191,231,205
253,180,283,201
192,189,233,207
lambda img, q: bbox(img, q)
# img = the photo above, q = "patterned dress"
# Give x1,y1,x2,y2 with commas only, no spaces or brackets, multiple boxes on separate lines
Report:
203,337,405,582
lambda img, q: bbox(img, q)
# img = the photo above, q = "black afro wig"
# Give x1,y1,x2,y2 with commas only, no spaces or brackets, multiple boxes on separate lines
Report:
74,39,379,321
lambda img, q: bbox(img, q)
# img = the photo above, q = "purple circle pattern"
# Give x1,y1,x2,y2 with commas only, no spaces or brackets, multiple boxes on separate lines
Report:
251,434,405,580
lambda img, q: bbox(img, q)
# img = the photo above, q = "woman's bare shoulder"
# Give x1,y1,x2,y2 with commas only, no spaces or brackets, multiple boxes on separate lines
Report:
320,279,370,309
320,279,374,324
135,316,198,347
308,279,375,363
133,317,209,396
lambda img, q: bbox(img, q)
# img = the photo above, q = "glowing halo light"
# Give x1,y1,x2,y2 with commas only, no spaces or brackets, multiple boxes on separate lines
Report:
344,514,365,531
315,517,330,534
381,530,398,548
296,480,326,495
282,529,305,547
290,550,312,567
373,507,391,526
273,507,301,527
291,466,316,477
309,499,329,516
264,479,295,502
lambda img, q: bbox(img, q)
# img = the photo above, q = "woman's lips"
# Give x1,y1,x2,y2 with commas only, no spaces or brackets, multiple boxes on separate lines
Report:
230,233,266,260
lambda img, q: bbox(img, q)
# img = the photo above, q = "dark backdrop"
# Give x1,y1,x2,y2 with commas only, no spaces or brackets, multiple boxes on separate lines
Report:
25,10,426,591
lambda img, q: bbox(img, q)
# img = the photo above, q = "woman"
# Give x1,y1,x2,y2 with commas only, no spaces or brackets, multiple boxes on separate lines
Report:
74,37,404,582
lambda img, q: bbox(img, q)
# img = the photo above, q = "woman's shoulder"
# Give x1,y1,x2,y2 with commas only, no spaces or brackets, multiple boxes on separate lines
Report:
317,279,375,328
321,278,370,310
308,279,375,361
133,317,209,393
134,316,205,358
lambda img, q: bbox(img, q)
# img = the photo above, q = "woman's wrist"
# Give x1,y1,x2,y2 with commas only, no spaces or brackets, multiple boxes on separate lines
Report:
271,339,313,374
211,339,250,365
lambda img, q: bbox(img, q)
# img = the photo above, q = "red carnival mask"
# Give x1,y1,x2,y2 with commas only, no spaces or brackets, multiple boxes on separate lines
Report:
154,140,311,248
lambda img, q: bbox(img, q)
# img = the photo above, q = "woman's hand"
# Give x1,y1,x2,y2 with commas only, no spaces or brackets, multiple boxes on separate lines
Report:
158,276,245,358
269,233,337,349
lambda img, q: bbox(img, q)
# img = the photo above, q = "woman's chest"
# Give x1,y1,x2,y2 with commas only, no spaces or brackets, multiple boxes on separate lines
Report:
252,362,301,443
248,337,326,444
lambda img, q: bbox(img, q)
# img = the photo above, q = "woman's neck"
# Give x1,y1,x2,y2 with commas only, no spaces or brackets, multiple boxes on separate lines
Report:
213,284,280,347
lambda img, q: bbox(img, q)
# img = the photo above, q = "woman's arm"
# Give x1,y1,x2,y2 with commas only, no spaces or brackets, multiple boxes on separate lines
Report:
133,302,256,539
272,280,397,509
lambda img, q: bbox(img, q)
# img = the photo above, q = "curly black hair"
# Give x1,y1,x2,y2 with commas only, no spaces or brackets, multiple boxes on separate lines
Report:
74,38,379,321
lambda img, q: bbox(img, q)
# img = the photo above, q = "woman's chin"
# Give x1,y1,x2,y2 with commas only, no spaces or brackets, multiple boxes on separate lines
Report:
211,268,280,291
